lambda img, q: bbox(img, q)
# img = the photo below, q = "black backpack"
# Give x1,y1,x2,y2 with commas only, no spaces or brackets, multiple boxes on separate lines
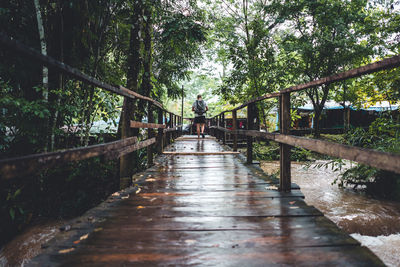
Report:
195,100,206,115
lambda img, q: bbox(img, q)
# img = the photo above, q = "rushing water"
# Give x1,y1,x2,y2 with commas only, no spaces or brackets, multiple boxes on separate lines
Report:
261,160,400,267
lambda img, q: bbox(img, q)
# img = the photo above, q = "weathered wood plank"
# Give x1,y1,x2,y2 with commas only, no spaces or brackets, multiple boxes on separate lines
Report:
163,127,179,133
0,137,138,180
156,108,164,154
227,129,400,174
247,103,255,164
130,121,166,129
28,137,383,267
232,110,238,152
236,129,276,139
30,246,383,267
280,55,400,94
109,138,156,159
279,93,291,192
274,134,400,174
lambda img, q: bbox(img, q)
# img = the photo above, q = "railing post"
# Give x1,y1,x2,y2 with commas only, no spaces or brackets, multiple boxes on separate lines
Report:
232,110,238,151
177,115,180,137
147,103,154,167
179,116,182,136
279,93,291,192
157,108,164,154
247,103,255,164
163,112,168,147
169,113,173,143
217,115,221,141
119,97,135,189
212,118,215,138
222,112,226,145
174,115,177,139
212,118,215,137
220,115,223,140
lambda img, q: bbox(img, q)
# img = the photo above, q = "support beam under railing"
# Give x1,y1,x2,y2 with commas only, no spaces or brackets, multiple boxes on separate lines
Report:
279,93,291,192
232,110,238,152
247,103,255,164
147,103,154,167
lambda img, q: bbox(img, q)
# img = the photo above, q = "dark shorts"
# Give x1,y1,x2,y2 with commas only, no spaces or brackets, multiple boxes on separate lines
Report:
194,116,206,124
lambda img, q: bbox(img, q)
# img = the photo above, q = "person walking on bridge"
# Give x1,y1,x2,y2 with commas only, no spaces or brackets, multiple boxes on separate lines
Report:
192,94,208,138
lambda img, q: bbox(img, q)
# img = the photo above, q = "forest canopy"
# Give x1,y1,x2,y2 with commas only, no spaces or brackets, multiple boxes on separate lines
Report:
1,0,399,154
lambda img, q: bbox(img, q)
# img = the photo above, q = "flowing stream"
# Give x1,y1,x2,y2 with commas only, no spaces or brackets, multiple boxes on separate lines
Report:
261,160,400,267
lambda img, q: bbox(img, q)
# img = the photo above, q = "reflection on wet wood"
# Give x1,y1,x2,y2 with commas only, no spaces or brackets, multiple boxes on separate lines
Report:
29,135,384,266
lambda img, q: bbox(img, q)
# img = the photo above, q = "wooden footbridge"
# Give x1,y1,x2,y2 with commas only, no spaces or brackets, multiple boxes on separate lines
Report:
1,33,400,266
28,136,383,266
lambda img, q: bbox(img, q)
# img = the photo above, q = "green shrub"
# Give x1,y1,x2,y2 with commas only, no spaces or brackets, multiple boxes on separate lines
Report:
254,141,314,162
332,115,400,200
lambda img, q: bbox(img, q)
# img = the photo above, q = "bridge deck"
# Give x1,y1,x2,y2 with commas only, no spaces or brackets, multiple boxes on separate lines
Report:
29,136,383,266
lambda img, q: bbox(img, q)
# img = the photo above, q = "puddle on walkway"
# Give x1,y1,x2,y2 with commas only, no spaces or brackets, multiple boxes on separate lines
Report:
261,160,400,267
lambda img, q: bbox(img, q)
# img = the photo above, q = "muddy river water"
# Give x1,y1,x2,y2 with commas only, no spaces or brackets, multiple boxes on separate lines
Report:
262,160,400,267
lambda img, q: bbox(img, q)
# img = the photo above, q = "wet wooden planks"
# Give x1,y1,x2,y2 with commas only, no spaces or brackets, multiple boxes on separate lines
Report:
29,135,384,266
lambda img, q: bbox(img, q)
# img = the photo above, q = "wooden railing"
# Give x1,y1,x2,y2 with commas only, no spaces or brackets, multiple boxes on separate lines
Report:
209,55,400,192
0,33,183,184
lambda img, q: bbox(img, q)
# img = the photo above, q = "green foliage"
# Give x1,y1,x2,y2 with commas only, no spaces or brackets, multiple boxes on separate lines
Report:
206,0,281,105
153,1,208,99
290,109,301,127
254,141,313,162
0,156,119,247
0,80,50,157
330,115,400,199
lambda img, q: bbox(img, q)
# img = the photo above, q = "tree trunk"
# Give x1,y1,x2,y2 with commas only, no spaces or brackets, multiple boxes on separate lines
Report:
33,0,48,101
313,108,322,138
136,1,153,119
119,0,143,187
141,2,153,98
50,0,64,151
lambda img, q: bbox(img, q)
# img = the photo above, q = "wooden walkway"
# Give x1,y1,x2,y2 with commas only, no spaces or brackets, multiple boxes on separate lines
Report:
29,136,383,266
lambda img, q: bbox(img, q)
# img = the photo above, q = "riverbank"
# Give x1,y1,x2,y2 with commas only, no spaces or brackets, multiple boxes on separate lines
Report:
0,220,64,266
260,160,400,267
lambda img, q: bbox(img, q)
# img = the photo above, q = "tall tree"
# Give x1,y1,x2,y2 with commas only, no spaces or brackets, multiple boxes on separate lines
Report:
273,0,374,136
202,0,285,128
33,0,48,102
120,0,144,179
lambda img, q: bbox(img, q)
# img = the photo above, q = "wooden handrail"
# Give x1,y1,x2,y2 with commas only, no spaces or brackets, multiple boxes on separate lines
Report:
209,54,400,192
232,129,400,175
212,125,400,174
130,121,166,129
108,138,156,159
0,137,137,180
0,33,185,181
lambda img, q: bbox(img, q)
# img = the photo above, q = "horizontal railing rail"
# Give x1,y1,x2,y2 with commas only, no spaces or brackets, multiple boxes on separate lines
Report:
0,33,183,182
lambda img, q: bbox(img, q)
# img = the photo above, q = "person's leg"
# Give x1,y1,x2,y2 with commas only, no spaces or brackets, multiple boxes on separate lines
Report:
200,123,205,134
196,122,200,138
